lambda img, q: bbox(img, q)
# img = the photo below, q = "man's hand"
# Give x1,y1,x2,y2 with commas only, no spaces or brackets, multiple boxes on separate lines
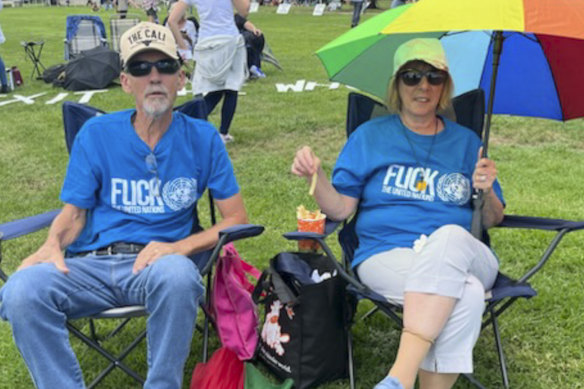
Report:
132,241,179,274
18,244,69,274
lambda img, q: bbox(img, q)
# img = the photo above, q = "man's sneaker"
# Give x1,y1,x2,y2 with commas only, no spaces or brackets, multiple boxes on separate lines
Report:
374,376,404,389
220,133,234,144
250,65,266,79
0,85,9,94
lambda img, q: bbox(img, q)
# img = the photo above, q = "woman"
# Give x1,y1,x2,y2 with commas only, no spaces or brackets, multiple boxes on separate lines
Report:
168,0,249,144
291,38,504,389
165,3,198,54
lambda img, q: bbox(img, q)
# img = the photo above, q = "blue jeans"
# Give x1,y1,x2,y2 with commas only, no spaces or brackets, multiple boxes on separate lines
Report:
0,55,7,87
0,254,205,389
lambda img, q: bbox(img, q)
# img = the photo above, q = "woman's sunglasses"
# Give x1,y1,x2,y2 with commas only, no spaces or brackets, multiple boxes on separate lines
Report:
125,59,180,77
398,69,448,86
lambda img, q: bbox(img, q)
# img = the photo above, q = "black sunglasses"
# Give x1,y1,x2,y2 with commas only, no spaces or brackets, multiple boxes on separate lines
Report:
398,69,448,86
126,59,180,77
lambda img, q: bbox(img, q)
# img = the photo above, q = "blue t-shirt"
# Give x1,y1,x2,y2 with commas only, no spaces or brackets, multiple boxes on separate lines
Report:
332,115,504,268
61,110,240,254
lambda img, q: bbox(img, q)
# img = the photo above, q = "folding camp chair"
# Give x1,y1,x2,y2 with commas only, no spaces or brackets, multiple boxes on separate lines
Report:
285,90,584,389
109,14,140,53
261,40,283,70
64,15,109,61
0,99,263,388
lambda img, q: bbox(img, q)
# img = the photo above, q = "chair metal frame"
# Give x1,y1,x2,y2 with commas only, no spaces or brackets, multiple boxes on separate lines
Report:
286,90,584,389
64,15,109,61
0,100,264,388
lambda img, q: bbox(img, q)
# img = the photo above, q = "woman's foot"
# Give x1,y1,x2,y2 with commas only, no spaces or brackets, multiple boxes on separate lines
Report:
374,376,404,389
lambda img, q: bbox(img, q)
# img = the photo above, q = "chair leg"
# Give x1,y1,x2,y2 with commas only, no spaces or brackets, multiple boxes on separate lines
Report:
67,322,146,387
347,328,356,389
461,373,487,389
202,272,212,362
490,308,510,389
360,305,379,321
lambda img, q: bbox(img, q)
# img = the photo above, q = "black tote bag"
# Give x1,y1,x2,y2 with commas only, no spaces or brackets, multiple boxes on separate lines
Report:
253,252,352,389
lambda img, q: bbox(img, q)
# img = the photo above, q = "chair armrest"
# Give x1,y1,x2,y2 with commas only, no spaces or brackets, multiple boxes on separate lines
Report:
282,217,343,242
201,224,264,276
0,210,60,241
218,224,264,244
498,214,584,232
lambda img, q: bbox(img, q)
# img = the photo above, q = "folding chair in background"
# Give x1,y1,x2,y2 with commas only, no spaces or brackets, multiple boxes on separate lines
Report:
64,15,109,61
109,14,141,53
286,90,584,389
0,98,264,388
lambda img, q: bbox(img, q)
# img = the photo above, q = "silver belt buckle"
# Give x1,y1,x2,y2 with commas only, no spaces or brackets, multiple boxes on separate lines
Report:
107,245,114,255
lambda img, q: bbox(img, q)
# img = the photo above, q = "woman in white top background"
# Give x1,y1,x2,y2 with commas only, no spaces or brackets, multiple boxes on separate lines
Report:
168,0,250,144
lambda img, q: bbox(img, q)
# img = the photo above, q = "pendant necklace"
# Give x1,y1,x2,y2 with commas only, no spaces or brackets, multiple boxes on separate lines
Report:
399,116,439,191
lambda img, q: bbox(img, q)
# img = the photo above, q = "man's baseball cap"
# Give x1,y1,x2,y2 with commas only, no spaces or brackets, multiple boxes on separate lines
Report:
120,22,179,66
393,38,449,75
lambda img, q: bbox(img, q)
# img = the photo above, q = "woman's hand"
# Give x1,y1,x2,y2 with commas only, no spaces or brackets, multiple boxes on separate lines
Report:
291,146,321,180
472,147,497,193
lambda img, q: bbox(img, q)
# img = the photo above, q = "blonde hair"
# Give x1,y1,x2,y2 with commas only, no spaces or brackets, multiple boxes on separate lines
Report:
386,66,454,113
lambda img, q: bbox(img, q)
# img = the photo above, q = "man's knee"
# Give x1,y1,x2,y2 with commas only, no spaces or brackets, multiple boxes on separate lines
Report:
146,255,203,295
0,265,58,321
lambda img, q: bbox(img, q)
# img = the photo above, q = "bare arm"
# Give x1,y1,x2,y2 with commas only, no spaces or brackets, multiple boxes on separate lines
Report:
132,193,248,273
243,20,261,35
18,204,87,274
472,147,504,228
168,0,190,51
233,0,250,18
291,146,359,221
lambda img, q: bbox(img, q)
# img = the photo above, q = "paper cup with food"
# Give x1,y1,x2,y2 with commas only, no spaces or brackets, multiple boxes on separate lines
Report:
296,205,326,251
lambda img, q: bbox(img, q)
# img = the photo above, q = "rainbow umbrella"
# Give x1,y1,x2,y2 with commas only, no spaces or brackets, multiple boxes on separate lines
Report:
316,0,584,237
317,0,584,124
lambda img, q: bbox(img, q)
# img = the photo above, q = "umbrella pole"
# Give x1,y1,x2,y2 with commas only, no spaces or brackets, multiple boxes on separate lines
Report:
471,31,504,239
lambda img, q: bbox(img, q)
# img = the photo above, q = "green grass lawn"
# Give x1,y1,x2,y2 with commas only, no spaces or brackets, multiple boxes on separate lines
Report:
1,3,584,388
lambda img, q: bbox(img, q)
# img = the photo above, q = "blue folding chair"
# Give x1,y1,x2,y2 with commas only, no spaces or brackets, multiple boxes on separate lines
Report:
64,15,109,61
0,98,263,388
286,90,584,389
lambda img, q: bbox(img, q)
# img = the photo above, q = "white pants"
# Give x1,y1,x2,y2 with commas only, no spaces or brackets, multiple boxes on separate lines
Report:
357,224,499,373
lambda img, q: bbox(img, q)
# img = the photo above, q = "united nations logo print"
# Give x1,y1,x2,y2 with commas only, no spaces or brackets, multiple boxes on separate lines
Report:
162,178,198,211
437,173,470,205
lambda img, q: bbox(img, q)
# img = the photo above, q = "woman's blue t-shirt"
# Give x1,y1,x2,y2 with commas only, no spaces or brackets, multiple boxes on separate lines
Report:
332,115,504,268
61,110,239,253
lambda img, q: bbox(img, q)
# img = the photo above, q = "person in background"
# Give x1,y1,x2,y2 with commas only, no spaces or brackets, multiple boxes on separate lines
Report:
165,2,198,55
115,0,138,18
292,38,504,389
0,22,247,389
235,13,265,79
0,0,8,94
168,0,250,144
143,0,159,23
350,0,364,28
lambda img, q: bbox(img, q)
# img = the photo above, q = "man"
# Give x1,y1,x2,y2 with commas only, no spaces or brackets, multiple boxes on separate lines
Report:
0,22,247,389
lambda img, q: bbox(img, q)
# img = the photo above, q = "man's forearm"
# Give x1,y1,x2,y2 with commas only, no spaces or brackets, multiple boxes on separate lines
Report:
173,208,248,256
45,206,87,251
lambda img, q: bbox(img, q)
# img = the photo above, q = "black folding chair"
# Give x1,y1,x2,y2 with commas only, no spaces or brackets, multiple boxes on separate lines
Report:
0,99,263,388
286,90,584,389
21,41,46,80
